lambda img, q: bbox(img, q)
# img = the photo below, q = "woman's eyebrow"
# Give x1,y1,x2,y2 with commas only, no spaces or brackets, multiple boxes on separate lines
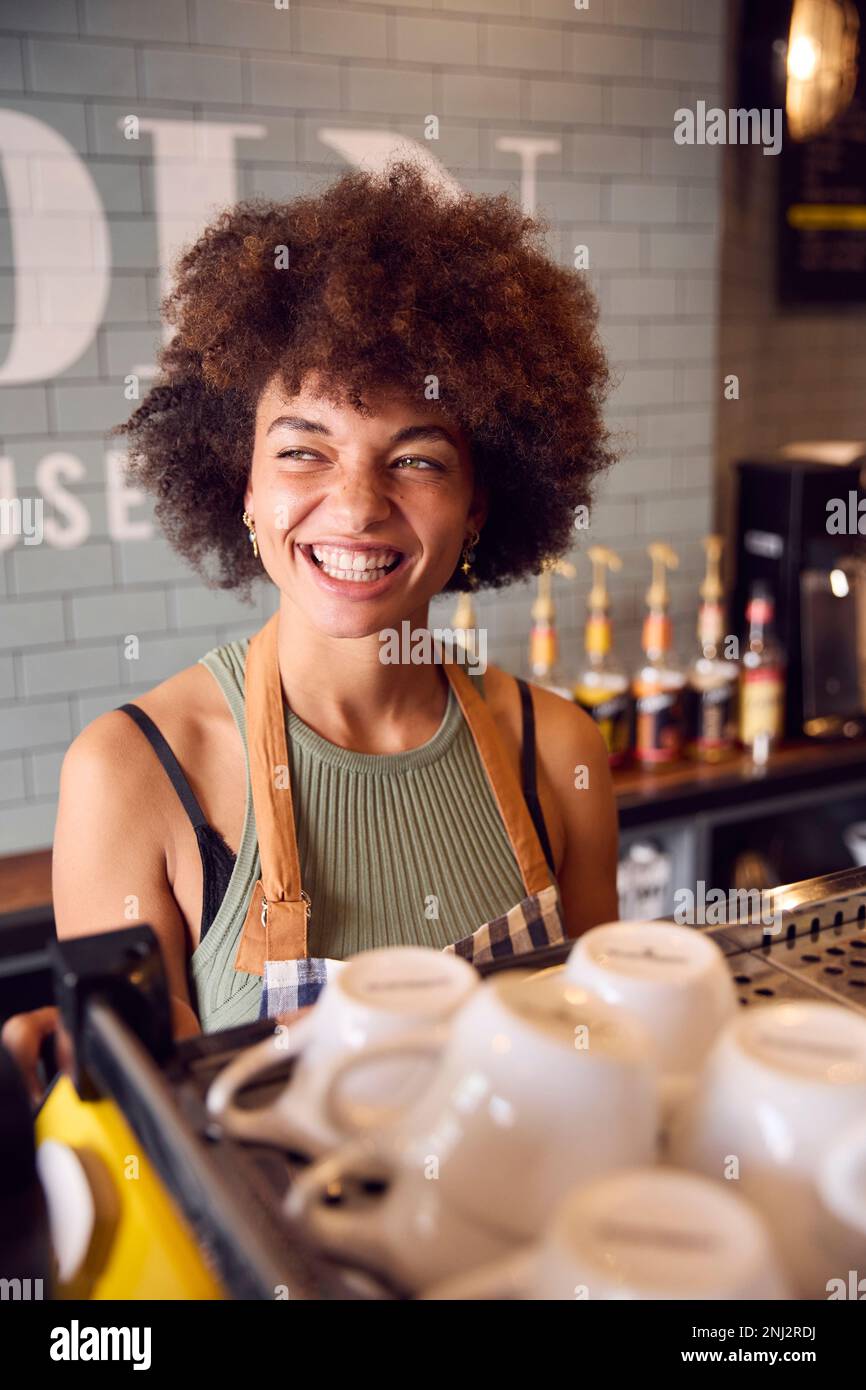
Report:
388,424,459,449
266,415,330,436
265,417,459,449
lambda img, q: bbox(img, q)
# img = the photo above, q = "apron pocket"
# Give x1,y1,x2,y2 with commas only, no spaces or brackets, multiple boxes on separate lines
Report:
444,882,565,966
258,883,564,1017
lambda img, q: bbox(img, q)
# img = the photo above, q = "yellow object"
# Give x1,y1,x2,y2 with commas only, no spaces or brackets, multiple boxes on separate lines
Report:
584,547,622,657
740,671,786,747
584,615,610,658
530,625,558,672
633,543,686,763
787,203,866,230
35,1075,224,1300
573,547,630,762
529,559,576,697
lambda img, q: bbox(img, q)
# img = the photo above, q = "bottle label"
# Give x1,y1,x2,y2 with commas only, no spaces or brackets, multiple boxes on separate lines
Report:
739,667,785,744
530,627,558,674
575,687,631,762
697,601,724,649
642,612,671,656
585,615,611,658
633,683,685,762
687,681,738,750
745,596,774,626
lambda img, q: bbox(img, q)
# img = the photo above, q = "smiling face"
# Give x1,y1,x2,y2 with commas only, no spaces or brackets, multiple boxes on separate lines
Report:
244,375,486,639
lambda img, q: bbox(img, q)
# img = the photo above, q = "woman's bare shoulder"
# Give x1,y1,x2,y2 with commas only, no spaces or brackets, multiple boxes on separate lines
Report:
65,660,228,769
481,663,604,759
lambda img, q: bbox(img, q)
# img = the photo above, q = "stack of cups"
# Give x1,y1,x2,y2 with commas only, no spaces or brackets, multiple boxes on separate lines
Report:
285,967,659,1294
210,928,866,1299
667,999,866,1299
561,919,738,1136
424,1168,790,1300
206,947,479,1157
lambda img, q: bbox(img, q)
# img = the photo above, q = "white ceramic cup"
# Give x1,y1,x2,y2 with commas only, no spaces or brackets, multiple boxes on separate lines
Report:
816,1117,866,1294
285,969,660,1293
206,946,478,1156
668,1000,866,1298
563,919,737,1121
424,1167,791,1300
843,822,866,867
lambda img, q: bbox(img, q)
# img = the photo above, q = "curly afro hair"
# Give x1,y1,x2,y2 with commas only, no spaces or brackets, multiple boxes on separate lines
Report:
118,159,616,599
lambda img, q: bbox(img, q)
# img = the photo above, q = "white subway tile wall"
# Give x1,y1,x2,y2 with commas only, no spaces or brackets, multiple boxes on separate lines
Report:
0,0,734,853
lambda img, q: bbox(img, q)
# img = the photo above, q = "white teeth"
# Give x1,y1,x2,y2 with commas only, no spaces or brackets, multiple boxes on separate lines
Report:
309,544,399,574
318,562,389,582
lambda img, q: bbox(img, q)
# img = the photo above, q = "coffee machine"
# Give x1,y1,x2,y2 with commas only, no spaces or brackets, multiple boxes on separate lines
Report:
733,444,866,740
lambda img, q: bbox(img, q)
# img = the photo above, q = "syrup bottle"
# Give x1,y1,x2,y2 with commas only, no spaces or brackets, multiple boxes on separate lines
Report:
633,543,686,765
452,590,482,668
573,546,631,765
739,580,786,765
686,535,739,762
529,562,575,701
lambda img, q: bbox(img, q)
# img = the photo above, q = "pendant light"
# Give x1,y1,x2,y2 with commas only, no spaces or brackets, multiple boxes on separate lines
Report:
785,0,860,141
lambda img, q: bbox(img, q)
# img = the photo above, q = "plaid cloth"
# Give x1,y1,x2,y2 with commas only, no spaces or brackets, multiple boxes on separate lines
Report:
259,957,347,1018
444,882,565,966
257,883,564,1018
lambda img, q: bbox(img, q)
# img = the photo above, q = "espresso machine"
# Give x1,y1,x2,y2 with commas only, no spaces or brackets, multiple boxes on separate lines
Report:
733,443,866,740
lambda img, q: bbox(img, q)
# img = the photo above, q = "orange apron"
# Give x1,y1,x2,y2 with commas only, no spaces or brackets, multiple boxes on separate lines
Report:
233,612,566,1016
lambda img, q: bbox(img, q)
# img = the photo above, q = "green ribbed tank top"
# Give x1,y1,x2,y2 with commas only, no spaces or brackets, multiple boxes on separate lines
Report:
189,637,526,1033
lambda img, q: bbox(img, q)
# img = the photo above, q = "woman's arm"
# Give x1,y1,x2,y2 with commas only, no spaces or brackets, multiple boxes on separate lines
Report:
52,711,201,1030
532,689,620,939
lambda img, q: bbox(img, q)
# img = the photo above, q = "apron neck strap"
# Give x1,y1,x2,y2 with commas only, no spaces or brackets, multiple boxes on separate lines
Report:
443,661,554,897
235,612,308,975
235,613,554,976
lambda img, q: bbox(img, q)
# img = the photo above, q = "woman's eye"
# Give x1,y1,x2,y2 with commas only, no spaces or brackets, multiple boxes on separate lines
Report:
276,449,321,462
393,456,442,471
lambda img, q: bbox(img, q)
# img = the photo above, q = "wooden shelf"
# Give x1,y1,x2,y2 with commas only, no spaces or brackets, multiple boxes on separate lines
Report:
614,737,866,827
0,847,52,916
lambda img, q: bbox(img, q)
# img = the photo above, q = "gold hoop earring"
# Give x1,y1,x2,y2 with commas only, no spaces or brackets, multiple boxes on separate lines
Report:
460,528,480,585
242,509,259,560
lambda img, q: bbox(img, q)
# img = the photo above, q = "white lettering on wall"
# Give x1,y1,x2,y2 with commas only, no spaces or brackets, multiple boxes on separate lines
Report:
494,136,560,214
134,118,267,361
38,453,89,548
106,449,152,542
317,128,464,197
0,110,110,384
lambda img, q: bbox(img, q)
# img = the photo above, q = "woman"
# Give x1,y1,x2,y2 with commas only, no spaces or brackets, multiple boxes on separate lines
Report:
5,161,619,1091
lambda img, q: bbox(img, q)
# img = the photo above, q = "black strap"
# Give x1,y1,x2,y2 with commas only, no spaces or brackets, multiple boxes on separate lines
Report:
117,703,208,832
117,704,235,959
515,678,557,879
